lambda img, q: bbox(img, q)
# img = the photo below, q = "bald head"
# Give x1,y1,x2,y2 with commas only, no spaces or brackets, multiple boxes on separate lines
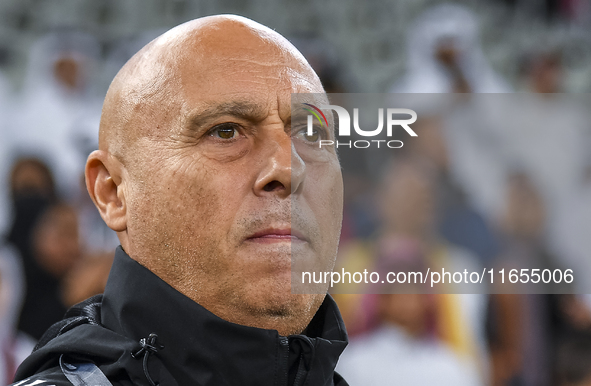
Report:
100,15,321,162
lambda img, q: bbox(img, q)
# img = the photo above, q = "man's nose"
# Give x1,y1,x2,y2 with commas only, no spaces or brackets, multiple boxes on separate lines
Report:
253,130,305,198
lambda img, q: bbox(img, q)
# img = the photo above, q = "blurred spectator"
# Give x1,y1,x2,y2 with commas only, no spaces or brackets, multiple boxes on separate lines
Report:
0,245,35,385
6,150,113,344
32,204,81,280
6,158,75,341
390,3,511,93
6,157,56,272
17,203,82,340
9,158,56,200
335,156,488,381
386,4,513,225
379,157,487,364
488,173,569,386
337,295,481,385
337,241,481,386
10,30,102,201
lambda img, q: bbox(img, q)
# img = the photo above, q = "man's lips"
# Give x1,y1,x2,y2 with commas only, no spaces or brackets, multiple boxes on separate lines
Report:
246,228,308,243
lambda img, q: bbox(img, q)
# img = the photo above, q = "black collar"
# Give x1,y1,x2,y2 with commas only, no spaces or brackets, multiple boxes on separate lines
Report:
100,246,348,385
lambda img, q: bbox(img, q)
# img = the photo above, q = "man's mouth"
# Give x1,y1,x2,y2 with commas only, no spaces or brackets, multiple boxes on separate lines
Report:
246,228,308,243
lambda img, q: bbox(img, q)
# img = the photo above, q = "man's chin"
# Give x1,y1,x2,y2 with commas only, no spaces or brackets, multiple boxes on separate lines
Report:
228,291,326,336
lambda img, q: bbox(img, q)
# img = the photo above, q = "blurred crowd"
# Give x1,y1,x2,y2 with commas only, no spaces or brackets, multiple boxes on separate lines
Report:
332,4,591,386
0,0,590,385
0,28,124,385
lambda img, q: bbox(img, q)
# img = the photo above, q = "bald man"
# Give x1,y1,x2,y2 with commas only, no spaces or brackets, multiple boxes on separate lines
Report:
11,15,348,386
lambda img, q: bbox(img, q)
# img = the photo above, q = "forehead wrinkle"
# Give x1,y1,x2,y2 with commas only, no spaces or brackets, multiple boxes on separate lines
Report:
221,58,299,71
186,100,270,129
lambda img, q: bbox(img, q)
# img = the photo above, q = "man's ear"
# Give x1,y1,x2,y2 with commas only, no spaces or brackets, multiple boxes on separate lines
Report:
85,150,127,232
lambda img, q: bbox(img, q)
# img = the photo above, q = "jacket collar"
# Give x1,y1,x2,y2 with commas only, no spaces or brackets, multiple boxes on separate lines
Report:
101,246,348,386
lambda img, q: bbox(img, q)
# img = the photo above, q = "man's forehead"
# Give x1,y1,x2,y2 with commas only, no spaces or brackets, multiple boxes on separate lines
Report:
176,60,322,123
100,15,324,152
175,40,318,87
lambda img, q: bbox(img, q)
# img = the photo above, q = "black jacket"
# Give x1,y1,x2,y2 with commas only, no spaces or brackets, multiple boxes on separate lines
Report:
12,247,349,386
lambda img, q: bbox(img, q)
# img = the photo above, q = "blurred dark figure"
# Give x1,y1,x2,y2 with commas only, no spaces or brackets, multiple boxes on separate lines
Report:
18,203,81,340
7,157,57,271
0,245,35,384
6,157,113,340
9,158,56,199
4,157,74,341
487,173,577,386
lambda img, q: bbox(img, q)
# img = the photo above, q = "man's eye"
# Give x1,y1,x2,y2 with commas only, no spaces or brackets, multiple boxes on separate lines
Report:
297,127,320,143
209,123,240,139
305,129,320,142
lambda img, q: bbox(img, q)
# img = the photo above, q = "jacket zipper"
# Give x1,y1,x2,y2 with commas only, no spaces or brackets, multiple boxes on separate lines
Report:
278,336,289,385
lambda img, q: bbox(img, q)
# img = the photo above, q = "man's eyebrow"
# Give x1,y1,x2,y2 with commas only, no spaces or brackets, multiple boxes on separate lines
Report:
187,101,270,129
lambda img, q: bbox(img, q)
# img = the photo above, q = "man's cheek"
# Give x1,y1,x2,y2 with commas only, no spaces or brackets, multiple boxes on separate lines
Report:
306,166,342,210
168,182,237,249
308,167,343,243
